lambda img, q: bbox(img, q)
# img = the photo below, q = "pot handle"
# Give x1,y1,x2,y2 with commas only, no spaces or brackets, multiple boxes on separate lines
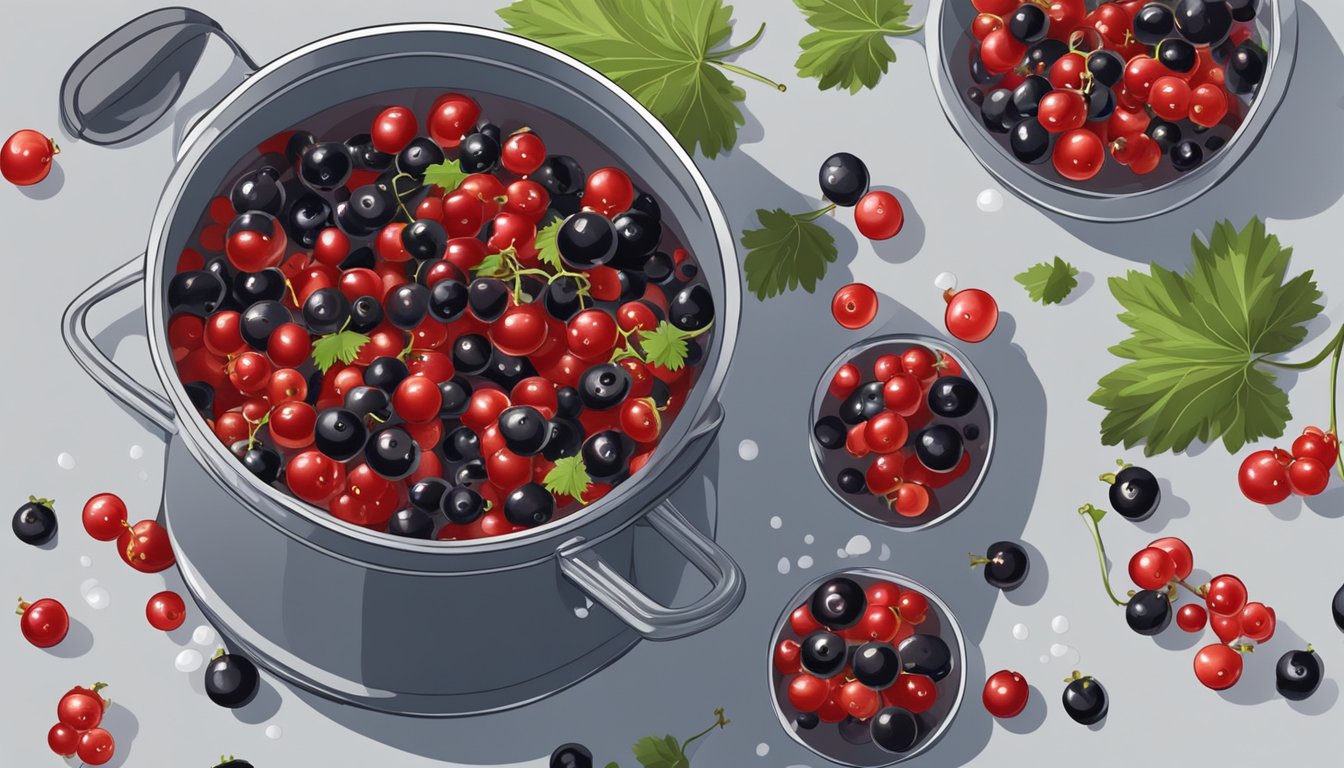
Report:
62,255,178,435
60,7,258,146
557,501,745,640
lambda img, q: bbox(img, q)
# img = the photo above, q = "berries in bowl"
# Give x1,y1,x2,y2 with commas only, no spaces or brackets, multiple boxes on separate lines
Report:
769,570,967,765
810,335,994,530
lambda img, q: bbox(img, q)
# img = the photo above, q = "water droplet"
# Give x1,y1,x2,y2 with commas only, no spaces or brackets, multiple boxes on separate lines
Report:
803,534,814,545
738,439,759,461
573,606,589,619
769,516,782,530
57,452,76,470
1050,643,1080,665
844,535,871,556
265,724,283,740
836,548,849,559
1012,623,1029,640
878,543,891,562
79,556,92,568
934,272,958,292
797,555,814,569
174,649,203,672
192,625,216,646
1039,655,1050,664
83,586,110,610
129,445,144,460
755,743,770,757
1051,615,1070,634
777,557,791,575
976,189,1003,213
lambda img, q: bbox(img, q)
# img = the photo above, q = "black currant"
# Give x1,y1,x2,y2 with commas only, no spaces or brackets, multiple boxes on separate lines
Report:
1174,0,1232,46
1147,119,1182,151
813,415,846,450
409,477,450,513
1157,38,1197,74
1103,464,1161,521
800,630,848,678
204,651,260,708
396,137,445,178
616,268,647,303
1022,39,1068,76
541,275,584,320
459,132,500,174
916,425,964,473
239,300,291,350
630,192,660,222
582,431,632,480
1087,87,1116,121
1086,49,1125,87
386,283,430,329
299,142,352,191
1224,42,1267,94
840,381,886,425
387,507,433,539
542,418,584,461
12,496,56,546
338,184,394,235
427,279,469,323
1062,674,1108,725
284,190,334,248
928,376,980,418
302,287,351,334
809,577,866,629
504,482,554,527
452,334,493,375
549,743,593,768
285,131,315,166
438,378,471,419
971,541,1029,591
184,381,215,416
1134,4,1175,45
558,212,617,270
364,356,410,394
441,486,485,526
870,707,920,753
232,268,286,306
499,405,550,456
1276,647,1323,701
344,385,392,421
1230,2,1256,22
836,468,867,494
443,426,481,464
314,407,368,462
454,460,488,489
579,363,632,410
484,350,535,390
852,642,902,689
402,218,448,261
1171,140,1204,172
365,426,421,480
534,155,585,196
556,387,582,419
230,166,285,216
1011,76,1052,118
1125,589,1172,635
468,278,510,322
1008,4,1049,44
1333,583,1344,632
348,290,384,332
794,712,820,730
898,634,952,681
981,88,1018,134
168,271,228,317
818,152,870,207
643,251,675,285
611,209,662,267
345,132,394,171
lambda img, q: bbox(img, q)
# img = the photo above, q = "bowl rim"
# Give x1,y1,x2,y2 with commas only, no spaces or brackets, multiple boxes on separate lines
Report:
926,0,1300,222
766,567,968,766
142,23,741,563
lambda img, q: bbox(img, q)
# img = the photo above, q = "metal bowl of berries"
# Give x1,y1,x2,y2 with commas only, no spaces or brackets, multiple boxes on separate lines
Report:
768,570,967,766
810,334,995,531
59,9,743,715
926,0,1299,222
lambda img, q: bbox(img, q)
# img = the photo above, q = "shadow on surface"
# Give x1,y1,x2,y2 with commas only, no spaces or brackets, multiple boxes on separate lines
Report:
997,684,1047,735
46,618,95,659
101,703,140,768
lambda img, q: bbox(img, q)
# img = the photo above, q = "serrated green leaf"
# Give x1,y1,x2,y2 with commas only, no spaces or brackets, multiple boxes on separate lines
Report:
544,456,592,501
638,321,698,371
1016,256,1079,305
632,735,685,768
499,0,774,158
794,0,920,93
311,329,369,374
1089,219,1321,456
741,208,838,300
422,159,468,192
536,218,563,270
474,253,509,278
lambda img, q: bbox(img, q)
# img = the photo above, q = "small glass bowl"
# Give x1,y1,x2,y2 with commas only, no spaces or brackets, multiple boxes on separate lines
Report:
767,568,967,766
809,334,996,531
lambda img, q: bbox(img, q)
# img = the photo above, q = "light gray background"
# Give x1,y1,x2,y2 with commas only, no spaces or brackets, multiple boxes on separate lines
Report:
4,1,1344,766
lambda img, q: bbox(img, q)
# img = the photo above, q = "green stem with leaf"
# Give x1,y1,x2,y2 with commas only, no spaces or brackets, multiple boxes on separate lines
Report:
707,24,786,92
680,708,731,754
1260,323,1344,479
1077,504,1128,606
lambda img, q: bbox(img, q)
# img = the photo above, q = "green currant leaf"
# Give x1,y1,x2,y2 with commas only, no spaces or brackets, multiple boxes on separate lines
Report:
631,735,685,768
311,329,369,374
741,208,838,300
1090,219,1322,456
536,218,564,271
473,253,510,278
543,456,592,501
794,0,921,93
637,321,705,371
421,159,469,192
1015,256,1079,305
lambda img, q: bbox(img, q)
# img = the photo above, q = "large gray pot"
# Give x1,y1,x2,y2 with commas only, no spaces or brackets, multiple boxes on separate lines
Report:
60,9,744,717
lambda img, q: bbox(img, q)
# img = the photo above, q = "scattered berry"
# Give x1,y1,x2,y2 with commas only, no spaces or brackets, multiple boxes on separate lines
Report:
1061,672,1107,725
1276,646,1323,701
204,649,261,708
831,283,879,329
1,130,59,186
854,191,904,240
18,597,69,648
146,591,188,631
943,288,998,343
982,670,1029,718
82,493,128,541
12,495,57,546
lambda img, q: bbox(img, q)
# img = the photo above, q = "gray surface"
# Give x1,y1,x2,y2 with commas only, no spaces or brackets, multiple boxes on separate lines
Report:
4,1,1344,766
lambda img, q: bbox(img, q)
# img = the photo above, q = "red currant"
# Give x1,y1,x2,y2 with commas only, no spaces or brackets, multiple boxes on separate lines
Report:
270,401,317,450
972,0,1017,14
972,13,1004,40
1128,546,1176,590
1108,105,1152,139
1189,83,1228,127
1049,52,1088,89
58,685,108,731
287,450,346,504
1147,536,1193,580
1,130,58,186
583,167,635,217
791,605,822,636
1176,603,1207,633
854,191,904,240
887,673,938,714
17,598,68,647
853,604,900,643
1205,574,1248,617
1238,449,1291,504
77,727,116,766
1289,456,1330,496
829,363,862,400
225,213,286,272
371,106,417,153
620,398,661,443
1038,89,1088,133
944,288,999,342
48,723,79,757
1052,129,1105,181
788,674,830,712
1239,602,1275,642
393,374,443,424
980,28,1026,74
901,346,938,381
117,519,175,573
865,581,900,607
501,131,547,175
82,493,128,541
268,323,312,368
428,93,480,148
774,639,802,674
1149,76,1192,121
845,423,871,458
896,591,929,624
864,411,909,454
1124,56,1166,100
491,303,550,357
982,670,1029,718
1193,644,1243,690
1210,612,1242,643
312,227,350,266
866,455,902,495
891,482,930,517
838,680,880,720
567,309,620,361
146,590,187,631
831,282,879,329
504,180,550,222
1293,426,1339,465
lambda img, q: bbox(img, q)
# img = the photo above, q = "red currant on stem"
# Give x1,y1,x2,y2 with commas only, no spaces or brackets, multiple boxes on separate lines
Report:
18,597,69,647
1,130,59,186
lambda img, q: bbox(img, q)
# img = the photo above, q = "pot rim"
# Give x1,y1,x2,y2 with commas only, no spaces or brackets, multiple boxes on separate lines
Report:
143,23,740,562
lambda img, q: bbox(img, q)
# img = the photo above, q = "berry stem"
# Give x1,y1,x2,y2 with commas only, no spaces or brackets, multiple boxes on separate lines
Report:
1077,504,1129,606
1174,578,1205,598
798,203,837,222
679,707,731,753
967,553,1003,568
28,495,55,508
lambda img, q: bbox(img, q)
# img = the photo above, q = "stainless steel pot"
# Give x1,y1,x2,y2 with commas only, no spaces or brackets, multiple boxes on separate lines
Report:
59,8,744,716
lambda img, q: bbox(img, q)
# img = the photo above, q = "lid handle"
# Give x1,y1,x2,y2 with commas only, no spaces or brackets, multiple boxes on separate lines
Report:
59,6,258,146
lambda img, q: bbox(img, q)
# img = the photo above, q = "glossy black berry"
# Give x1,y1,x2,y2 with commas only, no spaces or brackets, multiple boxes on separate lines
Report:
819,152,870,207
542,418,584,461
853,642,902,689
409,477,450,513
441,486,486,525
499,406,550,456
1062,675,1108,725
452,334,492,375
1126,589,1172,635
794,712,820,730
1087,87,1116,120
396,137,445,178
1171,140,1205,173
402,218,448,261
916,425,964,473
1276,648,1323,700
299,142,352,190
459,132,500,174
810,577,866,630
1147,119,1182,151
364,356,410,394
840,381,887,425
214,758,254,768
421,279,468,323
836,468,867,495
183,381,214,416
1011,76,1052,118
443,426,481,464
204,652,260,709
454,460,488,489
1174,0,1232,46
970,56,997,84
314,408,368,462
1134,4,1175,45
1230,1,1256,22
438,378,471,419
556,387,582,419
1157,38,1197,74
505,483,555,527
870,707,920,754
1022,39,1068,76
898,633,952,681
386,283,430,330
611,210,662,268
12,497,56,546
345,385,391,421
468,278,510,322
630,192,661,222
541,275,584,320
230,166,284,216
1106,465,1161,521
666,284,713,333
232,268,286,306
617,269,647,303
168,270,227,317
981,88,1018,134
1086,49,1125,87
800,630,848,678
813,415,846,450
977,541,1029,591
302,287,351,334
365,426,421,480
1008,4,1049,44
484,351,535,390
928,376,979,419
549,743,593,768
240,300,291,350
285,131,315,166
643,251,675,284
386,507,433,539
558,212,617,270
1333,583,1344,632
240,445,283,484
534,155,585,196
338,184,395,234
282,190,333,247
1224,42,1267,94
579,364,632,410
1206,135,1226,152
345,132,394,171
582,430,631,480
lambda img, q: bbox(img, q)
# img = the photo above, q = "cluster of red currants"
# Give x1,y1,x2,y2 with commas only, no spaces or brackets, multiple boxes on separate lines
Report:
1238,426,1338,504
46,684,116,764
81,492,176,574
